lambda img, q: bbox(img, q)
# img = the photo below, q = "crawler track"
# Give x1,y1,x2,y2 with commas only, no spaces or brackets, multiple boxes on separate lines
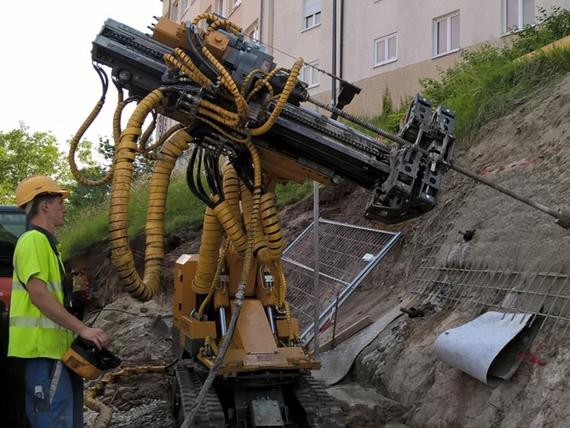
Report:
293,375,346,428
172,363,225,428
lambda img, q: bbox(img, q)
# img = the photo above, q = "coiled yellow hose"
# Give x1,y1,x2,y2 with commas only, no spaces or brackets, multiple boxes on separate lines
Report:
68,97,112,186
197,239,230,318
174,48,213,87
249,59,303,136
201,47,248,121
109,90,194,300
192,206,224,294
221,163,242,222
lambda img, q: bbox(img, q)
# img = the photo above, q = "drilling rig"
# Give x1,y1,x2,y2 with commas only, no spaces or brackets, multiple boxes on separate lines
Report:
72,13,457,427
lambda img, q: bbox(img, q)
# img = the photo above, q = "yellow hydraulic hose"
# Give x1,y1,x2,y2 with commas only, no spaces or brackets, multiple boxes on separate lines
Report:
192,12,220,27
110,90,194,301
192,206,224,294
85,365,166,428
249,58,303,136
221,163,242,222
197,117,248,144
201,47,248,121
138,113,157,154
273,261,297,341
164,53,206,86
174,48,213,87
240,68,265,97
200,99,239,122
68,98,111,187
207,19,242,36
258,192,284,260
197,239,230,318
213,201,248,254
142,123,185,160
246,67,284,102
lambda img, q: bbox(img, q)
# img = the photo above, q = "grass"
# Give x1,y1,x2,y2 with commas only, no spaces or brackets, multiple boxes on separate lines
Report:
59,174,205,259
59,174,312,260
275,180,312,207
358,7,570,141
422,7,570,140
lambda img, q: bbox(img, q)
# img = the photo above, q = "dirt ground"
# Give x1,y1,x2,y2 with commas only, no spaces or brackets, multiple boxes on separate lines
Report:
75,74,570,427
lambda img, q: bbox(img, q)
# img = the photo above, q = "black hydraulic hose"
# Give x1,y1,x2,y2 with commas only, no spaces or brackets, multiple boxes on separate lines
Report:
195,148,210,204
186,145,214,208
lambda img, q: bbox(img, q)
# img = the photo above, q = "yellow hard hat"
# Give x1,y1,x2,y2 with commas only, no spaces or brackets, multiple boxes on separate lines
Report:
15,175,70,208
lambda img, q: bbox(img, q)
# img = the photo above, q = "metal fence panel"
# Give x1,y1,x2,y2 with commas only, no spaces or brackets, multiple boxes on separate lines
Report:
282,219,401,342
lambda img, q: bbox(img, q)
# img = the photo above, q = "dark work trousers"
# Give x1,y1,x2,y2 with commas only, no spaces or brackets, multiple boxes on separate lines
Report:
24,358,84,428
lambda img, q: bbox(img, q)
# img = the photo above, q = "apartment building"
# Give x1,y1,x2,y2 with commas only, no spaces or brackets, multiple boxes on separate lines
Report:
160,0,570,116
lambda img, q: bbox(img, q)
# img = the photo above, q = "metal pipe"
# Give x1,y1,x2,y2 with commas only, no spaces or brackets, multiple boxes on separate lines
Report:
266,306,276,334
331,292,340,349
339,0,344,79
259,0,263,43
312,182,321,355
331,0,337,106
219,307,227,337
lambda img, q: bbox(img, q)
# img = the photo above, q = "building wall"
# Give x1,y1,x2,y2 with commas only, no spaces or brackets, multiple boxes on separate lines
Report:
271,0,570,115
160,0,570,116
162,0,261,39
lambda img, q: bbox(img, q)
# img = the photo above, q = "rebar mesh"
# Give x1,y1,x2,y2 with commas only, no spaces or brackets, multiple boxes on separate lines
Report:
409,244,570,347
283,219,401,341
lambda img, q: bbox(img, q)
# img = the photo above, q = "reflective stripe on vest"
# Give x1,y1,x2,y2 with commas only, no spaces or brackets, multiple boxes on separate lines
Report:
9,316,65,330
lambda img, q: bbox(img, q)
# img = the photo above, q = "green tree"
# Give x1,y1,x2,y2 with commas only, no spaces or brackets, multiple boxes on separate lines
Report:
0,123,69,204
97,136,153,176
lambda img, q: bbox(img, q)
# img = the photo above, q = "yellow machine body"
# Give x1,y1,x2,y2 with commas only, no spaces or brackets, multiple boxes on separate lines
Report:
172,254,318,375
62,337,122,380
62,347,103,380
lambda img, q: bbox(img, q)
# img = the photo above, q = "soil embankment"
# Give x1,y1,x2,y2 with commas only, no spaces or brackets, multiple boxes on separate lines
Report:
76,74,570,427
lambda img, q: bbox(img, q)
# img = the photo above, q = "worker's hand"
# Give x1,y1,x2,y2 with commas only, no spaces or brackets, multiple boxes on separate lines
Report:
79,326,109,350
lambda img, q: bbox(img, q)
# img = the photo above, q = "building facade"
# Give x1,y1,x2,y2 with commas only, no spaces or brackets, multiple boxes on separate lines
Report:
161,0,570,116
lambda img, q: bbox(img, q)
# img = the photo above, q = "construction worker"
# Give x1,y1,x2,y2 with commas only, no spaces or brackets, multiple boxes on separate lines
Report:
8,175,109,428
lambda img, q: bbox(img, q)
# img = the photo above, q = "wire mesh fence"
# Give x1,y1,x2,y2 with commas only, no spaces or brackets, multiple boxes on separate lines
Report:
282,219,401,342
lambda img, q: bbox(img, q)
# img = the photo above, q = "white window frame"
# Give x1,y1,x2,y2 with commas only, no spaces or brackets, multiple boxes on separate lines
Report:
373,33,398,67
180,0,189,17
502,0,535,34
432,12,460,58
302,0,321,31
300,61,320,89
246,20,260,41
215,0,225,16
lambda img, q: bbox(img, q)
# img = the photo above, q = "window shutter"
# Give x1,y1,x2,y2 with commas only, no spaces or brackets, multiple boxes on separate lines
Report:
303,0,321,18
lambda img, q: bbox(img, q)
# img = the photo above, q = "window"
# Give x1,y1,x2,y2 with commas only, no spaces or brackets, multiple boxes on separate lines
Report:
215,0,225,16
246,21,260,41
180,0,188,16
300,62,320,88
433,13,460,57
302,0,321,31
373,33,398,66
170,1,178,20
503,0,535,33
231,0,241,8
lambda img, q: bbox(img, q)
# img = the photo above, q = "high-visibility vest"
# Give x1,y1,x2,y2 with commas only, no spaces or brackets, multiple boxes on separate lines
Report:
8,229,74,359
